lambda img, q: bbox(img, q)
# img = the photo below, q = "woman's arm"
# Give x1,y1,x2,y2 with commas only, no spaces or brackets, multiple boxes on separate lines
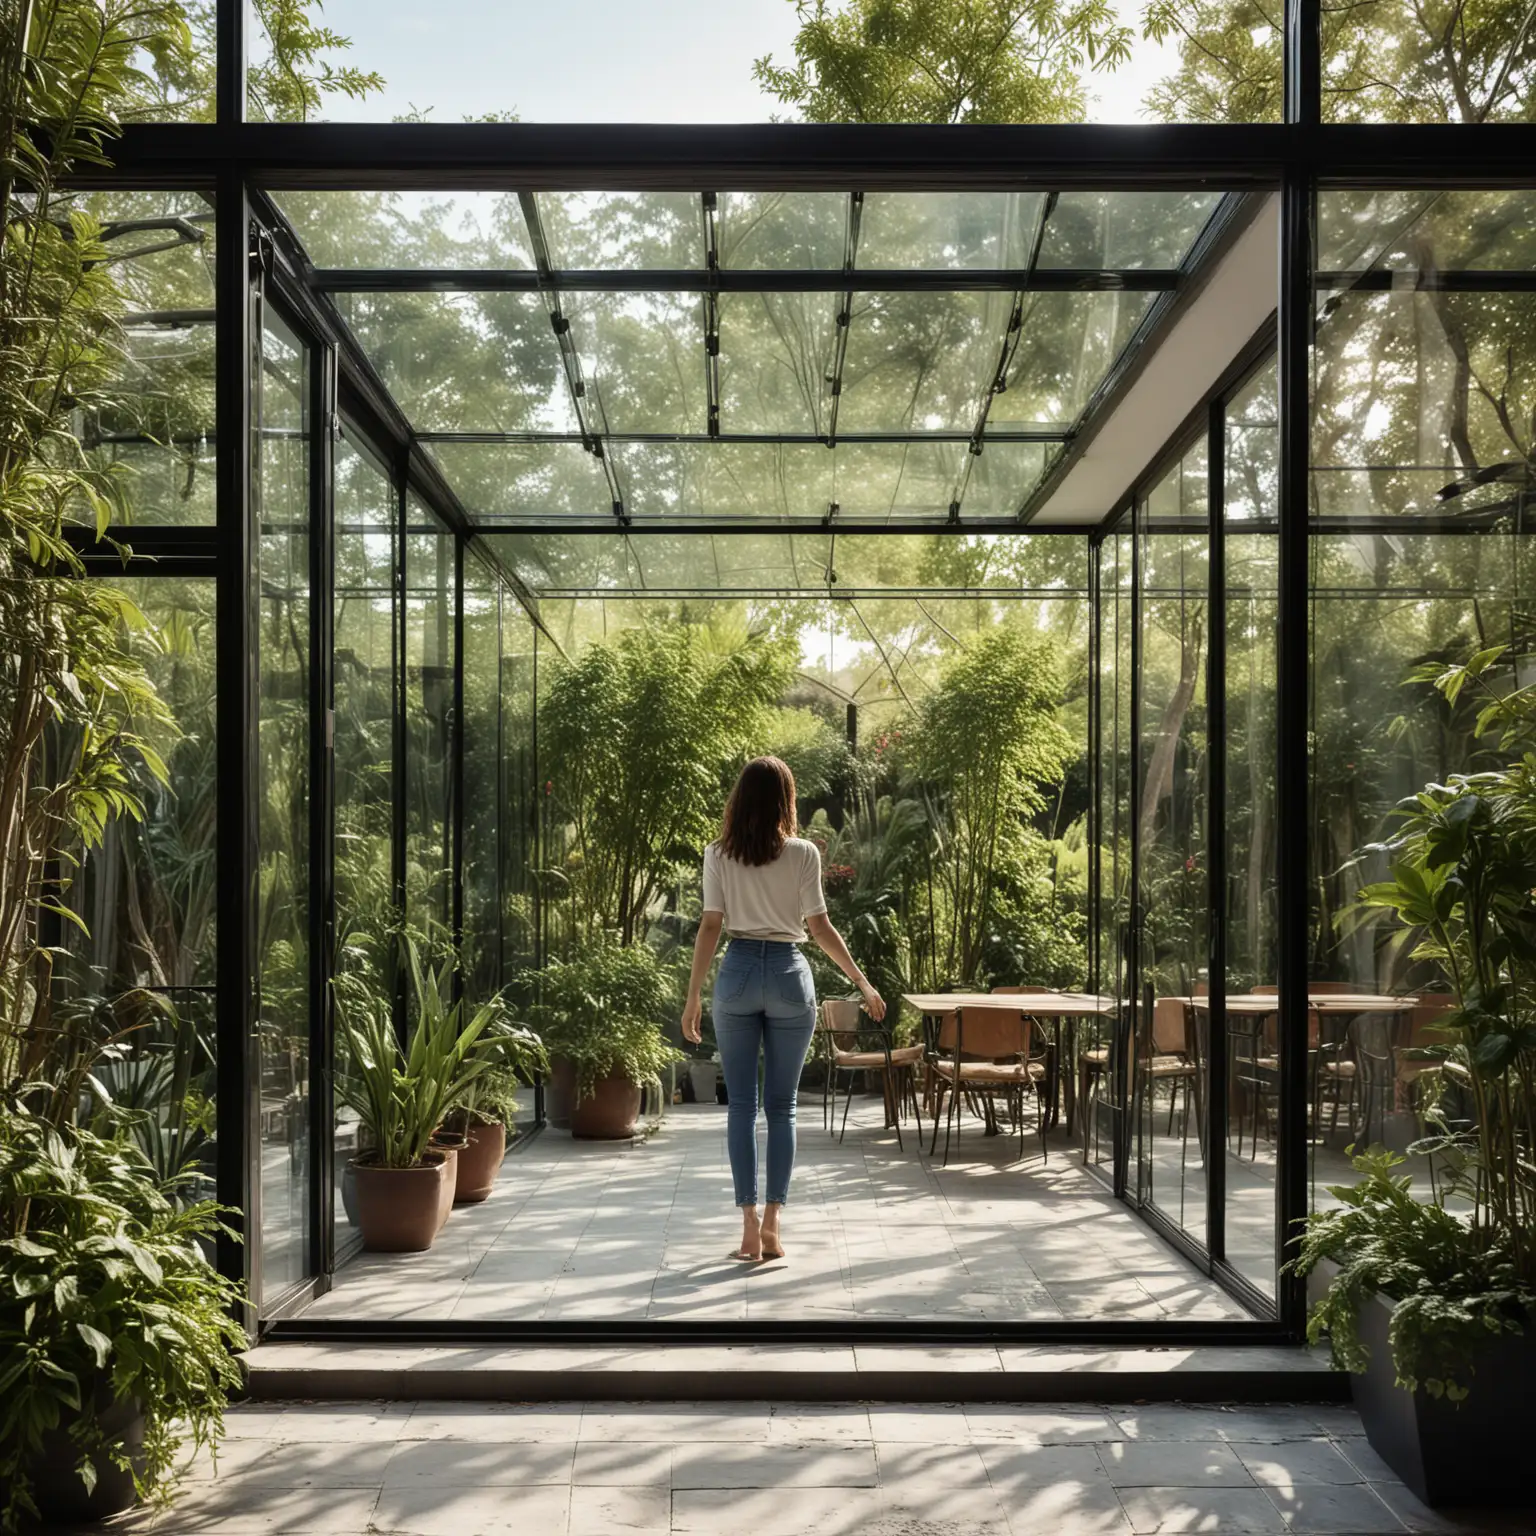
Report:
806,912,886,1022
681,911,724,1043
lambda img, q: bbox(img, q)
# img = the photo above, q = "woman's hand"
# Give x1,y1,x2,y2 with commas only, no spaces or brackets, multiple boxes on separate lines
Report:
681,994,703,1044
860,983,886,1023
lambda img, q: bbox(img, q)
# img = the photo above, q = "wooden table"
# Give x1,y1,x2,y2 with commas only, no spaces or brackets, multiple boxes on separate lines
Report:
902,992,1116,1134
1163,993,1419,1144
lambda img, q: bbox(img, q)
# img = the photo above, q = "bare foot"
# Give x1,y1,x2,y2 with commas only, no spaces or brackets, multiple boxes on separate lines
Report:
761,1204,785,1260
733,1206,762,1261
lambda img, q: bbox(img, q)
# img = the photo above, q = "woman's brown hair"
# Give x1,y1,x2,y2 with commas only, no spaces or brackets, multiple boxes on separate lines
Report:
718,756,797,867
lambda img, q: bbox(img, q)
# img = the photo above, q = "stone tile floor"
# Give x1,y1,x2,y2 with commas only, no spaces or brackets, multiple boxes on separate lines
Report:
101,1399,1530,1534
306,1101,1249,1323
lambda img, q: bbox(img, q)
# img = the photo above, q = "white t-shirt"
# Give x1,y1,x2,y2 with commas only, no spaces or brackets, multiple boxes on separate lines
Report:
702,837,828,942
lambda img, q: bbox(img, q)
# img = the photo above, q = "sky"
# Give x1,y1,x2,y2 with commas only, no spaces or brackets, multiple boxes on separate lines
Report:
297,0,1182,124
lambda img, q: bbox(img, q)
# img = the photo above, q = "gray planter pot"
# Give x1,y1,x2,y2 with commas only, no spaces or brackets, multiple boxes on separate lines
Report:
1314,1257,1533,1506
687,1060,719,1102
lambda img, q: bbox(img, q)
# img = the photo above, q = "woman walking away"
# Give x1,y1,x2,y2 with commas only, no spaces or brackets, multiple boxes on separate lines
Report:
681,756,885,1263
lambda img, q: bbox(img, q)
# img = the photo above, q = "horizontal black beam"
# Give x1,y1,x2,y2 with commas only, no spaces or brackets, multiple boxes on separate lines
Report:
62,524,220,567
312,266,1180,295
1317,269,1536,292
463,516,1094,533
416,428,1068,445
94,121,1536,192
513,586,1091,600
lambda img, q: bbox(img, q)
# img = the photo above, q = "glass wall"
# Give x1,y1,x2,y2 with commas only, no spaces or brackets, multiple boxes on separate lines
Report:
254,304,313,1302
77,189,216,526
67,577,218,1199
462,549,501,1002
1309,189,1536,1215
404,497,456,941
1223,361,1280,1297
1091,520,1135,1176
1135,440,1211,1243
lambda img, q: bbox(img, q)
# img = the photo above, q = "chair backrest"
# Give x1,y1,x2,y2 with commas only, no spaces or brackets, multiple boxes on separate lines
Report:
1151,997,1190,1055
936,1005,1032,1059
819,997,862,1048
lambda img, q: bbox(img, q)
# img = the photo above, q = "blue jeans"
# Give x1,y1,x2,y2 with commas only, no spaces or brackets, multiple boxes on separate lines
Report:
712,939,817,1207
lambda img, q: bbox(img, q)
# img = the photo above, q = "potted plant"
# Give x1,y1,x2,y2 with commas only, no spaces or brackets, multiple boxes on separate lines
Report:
687,1051,720,1105
518,941,683,1140
0,1098,245,1530
335,938,523,1251
1293,648,1536,1506
444,1052,545,1204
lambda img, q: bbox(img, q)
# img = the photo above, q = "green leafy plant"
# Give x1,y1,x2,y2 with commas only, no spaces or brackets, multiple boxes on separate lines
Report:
540,619,796,944
1296,647,1536,1397
516,939,683,1103
334,936,539,1168
446,1063,540,1135
1293,1148,1528,1400
0,1098,244,1532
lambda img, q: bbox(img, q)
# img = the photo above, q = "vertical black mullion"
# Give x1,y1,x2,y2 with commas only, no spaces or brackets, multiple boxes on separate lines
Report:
1087,535,1101,1001
215,169,256,1327
307,336,336,1288
1275,171,1314,1334
1120,506,1143,1206
215,0,246,126
494,574,506,994
1206,398,1229,1268
391,462,408,1040
532,627,545,1129
452,534,465,989
1285,0,1322,124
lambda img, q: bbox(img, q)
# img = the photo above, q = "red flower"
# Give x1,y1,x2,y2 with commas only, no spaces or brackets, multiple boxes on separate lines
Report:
1185,856,1197,872
545,780,554,795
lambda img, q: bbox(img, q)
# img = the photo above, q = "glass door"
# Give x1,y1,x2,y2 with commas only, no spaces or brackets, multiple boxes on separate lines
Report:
252,284,324,1314
1134,442,1213,1248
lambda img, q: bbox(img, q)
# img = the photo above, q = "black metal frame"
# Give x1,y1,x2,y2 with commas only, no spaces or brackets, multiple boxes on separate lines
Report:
60,0,1533,1347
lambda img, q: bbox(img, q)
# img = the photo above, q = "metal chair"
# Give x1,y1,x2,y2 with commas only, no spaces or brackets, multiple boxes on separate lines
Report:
928,1005,1047,1167
817,998,925,1150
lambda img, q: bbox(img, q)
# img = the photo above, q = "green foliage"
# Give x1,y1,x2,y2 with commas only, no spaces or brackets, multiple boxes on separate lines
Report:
334,936,544,1168
516,939,684,1103
0,1,190,1128
903,628,1078,983
1292,1149,1528,1400
540,619,797,944
1145,0,1536,123
0,1100,244,1531
1301,650,1536,1399
755,0,1132,123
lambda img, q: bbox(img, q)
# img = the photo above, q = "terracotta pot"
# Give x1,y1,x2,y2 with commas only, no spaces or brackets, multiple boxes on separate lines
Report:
26,1385,144,1523
547,1055,575,1129
429,1139,461,1231
454,1120,506,1203
352,1153,448,1252
569,1071,643,1139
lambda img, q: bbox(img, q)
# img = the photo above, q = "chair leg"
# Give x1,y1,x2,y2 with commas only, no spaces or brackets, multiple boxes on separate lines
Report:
928,1082,945,1157
839,1067,857,1143
886,1067,905,1152
942,1076,960,1167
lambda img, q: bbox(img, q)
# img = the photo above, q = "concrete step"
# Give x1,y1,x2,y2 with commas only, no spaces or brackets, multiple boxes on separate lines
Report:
243,1341,1346,1404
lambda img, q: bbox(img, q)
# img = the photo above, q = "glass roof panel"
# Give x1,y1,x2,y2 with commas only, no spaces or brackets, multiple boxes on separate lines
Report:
718,292,836,436
486,530,1078,595
858,192,1044,269
837,290,1002,433
1036,192,1223,269
538,192,703,269
956,440,1049,519
336,290,575,434
718,192,847,270
987,290,1156,429
273,191,534,270
571,290,706,434
612,442,832,520
830,441,962,522
1318,189,1536,272
426,442,612,520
